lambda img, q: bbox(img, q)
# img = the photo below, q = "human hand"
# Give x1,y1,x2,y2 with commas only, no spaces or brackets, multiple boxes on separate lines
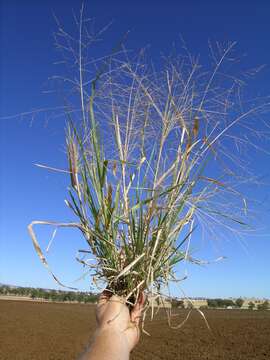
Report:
96,292,146,352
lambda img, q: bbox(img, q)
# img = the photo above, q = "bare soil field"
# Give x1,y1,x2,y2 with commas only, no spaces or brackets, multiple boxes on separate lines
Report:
0,299,269,360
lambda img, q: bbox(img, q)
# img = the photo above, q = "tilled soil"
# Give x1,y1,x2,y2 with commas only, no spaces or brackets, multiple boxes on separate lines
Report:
132,308,270,360
0,300,269,360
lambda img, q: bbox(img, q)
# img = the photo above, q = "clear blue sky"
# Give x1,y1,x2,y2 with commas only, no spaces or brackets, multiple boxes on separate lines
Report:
1,0,269,298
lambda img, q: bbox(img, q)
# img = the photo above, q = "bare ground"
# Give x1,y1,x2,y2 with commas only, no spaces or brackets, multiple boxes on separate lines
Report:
1,300,269,360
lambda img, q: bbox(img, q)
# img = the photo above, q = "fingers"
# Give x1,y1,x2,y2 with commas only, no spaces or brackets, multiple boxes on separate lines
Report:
138,292,146,306
131,292,146,325
98,293,126,313
97,290,146,327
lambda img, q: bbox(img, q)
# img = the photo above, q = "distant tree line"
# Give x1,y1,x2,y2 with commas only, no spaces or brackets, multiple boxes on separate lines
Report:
207,298,243,308
246,300,269,310
207,298,269,310
256,301,269,311
1,286,269,310
0,285,98,303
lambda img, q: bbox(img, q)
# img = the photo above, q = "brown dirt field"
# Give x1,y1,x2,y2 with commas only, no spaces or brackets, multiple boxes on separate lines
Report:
0,300,270,360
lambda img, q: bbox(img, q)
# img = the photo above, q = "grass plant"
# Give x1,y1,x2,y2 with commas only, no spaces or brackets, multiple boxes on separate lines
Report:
28,8,270,315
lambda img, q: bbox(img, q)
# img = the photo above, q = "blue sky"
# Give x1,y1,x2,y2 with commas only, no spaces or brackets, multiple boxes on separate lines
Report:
1,0,270,298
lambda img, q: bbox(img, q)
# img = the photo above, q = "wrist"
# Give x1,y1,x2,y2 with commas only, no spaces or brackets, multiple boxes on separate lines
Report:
87,327,130,359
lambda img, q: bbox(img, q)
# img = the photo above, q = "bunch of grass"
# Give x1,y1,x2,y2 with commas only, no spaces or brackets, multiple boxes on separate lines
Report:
29,12,270,312
64,84,200,303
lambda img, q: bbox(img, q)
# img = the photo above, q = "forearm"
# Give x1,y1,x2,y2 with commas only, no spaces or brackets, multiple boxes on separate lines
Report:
81,328,130,360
